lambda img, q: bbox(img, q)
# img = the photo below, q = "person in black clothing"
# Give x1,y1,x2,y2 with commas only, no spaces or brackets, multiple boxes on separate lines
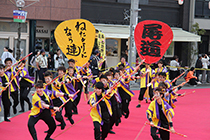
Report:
195,55,202,82
56,66,75,124
88,82,112,140
147,86,175,140
160,56,167,67
4,58,19,114
99,74,116,134
90,50,100,76
44,71,66,130
28,80,59,140
47,51,54,72
68,59,83,114
0,64,11,122
118,67,135,119
19,60,34,112
104,72,119,134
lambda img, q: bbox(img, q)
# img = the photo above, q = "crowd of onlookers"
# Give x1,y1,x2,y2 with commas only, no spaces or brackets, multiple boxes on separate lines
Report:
195,54,210,83
1,46,210,87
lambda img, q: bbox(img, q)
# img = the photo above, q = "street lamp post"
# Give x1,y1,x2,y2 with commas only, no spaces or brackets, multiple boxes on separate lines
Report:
15,0,25,60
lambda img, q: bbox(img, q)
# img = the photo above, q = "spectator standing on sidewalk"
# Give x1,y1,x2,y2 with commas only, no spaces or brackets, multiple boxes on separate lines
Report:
195,55,202,82
201,54,209,83
169,55,180,86
1,47,16,65
8,49,16,64
54,49,64,77
206,53,210,83
30,50,40,83
36,49,48,82
47,51,54,72
90,50,100,77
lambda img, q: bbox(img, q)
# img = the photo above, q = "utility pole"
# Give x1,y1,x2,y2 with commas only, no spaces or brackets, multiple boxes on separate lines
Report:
128,0,141,69
16,8,22,60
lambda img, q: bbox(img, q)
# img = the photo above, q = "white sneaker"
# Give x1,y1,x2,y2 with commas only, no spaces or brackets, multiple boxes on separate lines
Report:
194,85,197,87
197,81,202,84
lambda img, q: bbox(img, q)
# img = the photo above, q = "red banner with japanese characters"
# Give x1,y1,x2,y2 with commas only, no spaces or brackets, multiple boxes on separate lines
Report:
54,19,95,66
134,20,173,64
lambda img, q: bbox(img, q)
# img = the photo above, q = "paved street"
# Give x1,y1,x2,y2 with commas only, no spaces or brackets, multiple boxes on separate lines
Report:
1,78,209,123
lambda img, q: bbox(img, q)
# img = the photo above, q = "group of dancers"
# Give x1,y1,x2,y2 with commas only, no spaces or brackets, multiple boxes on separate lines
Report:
0,58,34,122
0,55,188,140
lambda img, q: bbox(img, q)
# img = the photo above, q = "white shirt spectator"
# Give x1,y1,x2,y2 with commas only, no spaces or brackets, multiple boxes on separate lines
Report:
30,55,38,68
170,60,179,71
1,51,16,65
201,56,209,69
54,54,64,69
35,54,48,68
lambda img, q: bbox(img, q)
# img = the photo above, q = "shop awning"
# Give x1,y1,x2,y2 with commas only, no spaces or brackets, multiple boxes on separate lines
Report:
93,24,130,39
93,24,201,42
171,27,201,42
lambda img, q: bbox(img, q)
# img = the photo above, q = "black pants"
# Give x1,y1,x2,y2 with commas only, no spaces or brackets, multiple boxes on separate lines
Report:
38,68,47,82
151,125,170,140
138,87,153,101
188,78,197,85
28,109,56,140
121,99,130,118
74,82,83,106
55,108,65,124
10,90,19,109
35,70,38,83
73,82,83,112
1,91,11,120
110,99,117,129
117,103,122,118
93,121,110,140
20,86,32,111
64,100,73,120
195,70,201,81
170,70,178,86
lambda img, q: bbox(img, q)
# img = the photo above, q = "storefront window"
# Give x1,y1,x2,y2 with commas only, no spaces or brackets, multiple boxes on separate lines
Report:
0,21,27,33
106,39,119,56
0,38,9,59
164,41,174,57
195,0,210,18
35,38,50,52
14,39,26,58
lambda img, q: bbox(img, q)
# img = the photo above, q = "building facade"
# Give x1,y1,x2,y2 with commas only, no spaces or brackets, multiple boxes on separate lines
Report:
0,0,81,62
81,0,200,67
194,0,210,54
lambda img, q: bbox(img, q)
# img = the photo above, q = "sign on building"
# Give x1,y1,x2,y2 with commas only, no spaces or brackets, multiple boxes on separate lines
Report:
13,10,27,23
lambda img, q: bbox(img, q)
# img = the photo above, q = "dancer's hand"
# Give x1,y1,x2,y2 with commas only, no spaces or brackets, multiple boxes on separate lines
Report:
170,127,176,133
53,107,60,112
68,94,74,98
147,83,151,87
150,122,154,127
77,75,81,79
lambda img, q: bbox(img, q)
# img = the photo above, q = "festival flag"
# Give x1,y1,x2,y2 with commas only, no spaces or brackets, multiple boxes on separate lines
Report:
134,20,173,64
97,31,106,60
54,19,95,66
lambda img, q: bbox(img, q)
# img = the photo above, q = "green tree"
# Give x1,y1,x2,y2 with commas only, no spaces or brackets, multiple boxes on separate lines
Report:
188,23,206,67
